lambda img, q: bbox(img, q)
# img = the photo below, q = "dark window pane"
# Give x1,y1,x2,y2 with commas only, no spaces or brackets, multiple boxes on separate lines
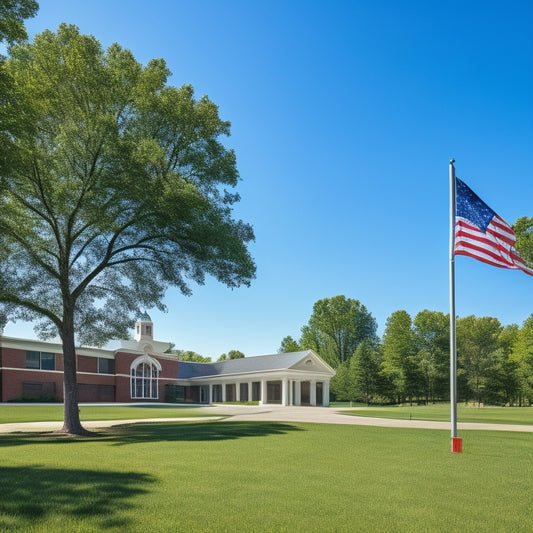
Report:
40,352,55,371
26,351,40,369
98,358,115,374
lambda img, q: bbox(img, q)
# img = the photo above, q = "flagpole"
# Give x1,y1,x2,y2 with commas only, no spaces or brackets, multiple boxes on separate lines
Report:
449,159,460,451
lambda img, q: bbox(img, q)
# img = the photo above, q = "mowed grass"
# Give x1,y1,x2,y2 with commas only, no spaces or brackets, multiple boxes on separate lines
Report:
1,421,533,532
346,403,533,425
0,404,214,424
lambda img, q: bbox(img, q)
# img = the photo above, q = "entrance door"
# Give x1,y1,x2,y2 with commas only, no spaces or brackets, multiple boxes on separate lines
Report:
316,382,323,406
301,381,310,406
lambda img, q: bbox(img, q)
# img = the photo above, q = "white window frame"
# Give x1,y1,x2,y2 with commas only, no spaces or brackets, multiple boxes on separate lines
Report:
130,355,162,400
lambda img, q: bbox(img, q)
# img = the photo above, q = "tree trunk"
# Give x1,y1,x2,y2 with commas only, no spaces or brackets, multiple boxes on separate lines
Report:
61,310,90,435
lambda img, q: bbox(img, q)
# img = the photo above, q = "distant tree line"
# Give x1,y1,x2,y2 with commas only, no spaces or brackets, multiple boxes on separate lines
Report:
280,295,533,406
166,345,245,363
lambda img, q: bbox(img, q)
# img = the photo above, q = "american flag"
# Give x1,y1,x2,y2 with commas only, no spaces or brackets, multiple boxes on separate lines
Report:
455,178,533,276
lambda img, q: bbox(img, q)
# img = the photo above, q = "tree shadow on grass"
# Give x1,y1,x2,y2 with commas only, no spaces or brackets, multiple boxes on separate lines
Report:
109,421,304,446
0,421,304,448
0,465,154,531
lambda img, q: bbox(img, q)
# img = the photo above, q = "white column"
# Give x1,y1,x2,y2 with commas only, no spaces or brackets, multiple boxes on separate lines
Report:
323,381,330,407
310,380,316,406
209,384,213,404
289,380,293,406
295,381,301,406
248,382,252,402
261,379,267,405
236,382,240,402
222,382,226,402
282,378,288,406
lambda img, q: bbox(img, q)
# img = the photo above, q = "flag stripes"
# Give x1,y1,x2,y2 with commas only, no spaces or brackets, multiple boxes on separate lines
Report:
454,179,533,276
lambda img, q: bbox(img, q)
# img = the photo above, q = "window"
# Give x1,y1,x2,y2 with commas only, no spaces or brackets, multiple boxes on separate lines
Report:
267,381,282,404
225,384,236,402
130,356,160,399
26,351,55,370
252,382,261,401
98,358,115,374
212,384,222,402
240,383,249,401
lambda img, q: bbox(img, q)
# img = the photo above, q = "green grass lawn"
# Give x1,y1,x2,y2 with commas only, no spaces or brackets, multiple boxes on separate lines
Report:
344,403,533,425
1,421,532,532
0,404,215,424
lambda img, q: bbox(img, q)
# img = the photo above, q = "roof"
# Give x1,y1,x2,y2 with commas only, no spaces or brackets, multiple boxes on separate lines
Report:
177,350,333,379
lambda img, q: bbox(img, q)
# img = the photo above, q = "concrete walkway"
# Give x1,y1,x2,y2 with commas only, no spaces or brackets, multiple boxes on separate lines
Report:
2,405,533,434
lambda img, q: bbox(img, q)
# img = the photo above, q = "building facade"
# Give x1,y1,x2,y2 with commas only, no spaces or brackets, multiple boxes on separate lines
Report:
0,316,335,406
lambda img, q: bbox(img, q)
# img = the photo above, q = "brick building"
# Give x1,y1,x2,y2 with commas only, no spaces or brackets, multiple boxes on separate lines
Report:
0,314,335,406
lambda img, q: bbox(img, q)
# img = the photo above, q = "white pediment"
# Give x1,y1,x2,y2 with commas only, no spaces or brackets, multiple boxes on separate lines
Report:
290,351,335,375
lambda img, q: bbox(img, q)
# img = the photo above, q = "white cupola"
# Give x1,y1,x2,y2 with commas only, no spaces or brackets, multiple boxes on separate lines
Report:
135,312,153,342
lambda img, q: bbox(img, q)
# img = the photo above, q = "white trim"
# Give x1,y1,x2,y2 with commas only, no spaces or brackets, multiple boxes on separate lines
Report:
130,354,163,372
130,355,161,400
0,366,63,374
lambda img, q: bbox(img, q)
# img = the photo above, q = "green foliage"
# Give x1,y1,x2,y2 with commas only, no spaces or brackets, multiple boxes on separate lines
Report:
0,25,255,433
382,310,422,403
174,350,212,363
511,314,533,403
299,295,377,367
350,339,382,405
413,310,450,402
457,316,502,404
513,216,533,266
1,24,255,344
0,0,38,48
217,350,243,361
278,335,301,353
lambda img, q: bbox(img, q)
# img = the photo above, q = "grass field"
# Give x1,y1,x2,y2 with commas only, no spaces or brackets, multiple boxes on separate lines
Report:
346,403,533,425
0,404,214,424
1,421,533,532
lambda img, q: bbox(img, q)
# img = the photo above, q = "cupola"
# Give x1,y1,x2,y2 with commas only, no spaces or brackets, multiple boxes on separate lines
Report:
135,312,153,342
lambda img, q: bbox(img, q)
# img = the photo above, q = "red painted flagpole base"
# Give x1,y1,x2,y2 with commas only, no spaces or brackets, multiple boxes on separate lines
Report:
451,437,462,453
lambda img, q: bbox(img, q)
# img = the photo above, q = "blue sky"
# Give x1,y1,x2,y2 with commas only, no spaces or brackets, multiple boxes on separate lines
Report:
6,0,533,359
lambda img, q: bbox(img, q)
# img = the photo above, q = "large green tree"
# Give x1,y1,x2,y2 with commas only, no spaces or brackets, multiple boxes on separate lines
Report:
382,310,421,404
278,335,301,353
456,316,502,405
300,295,377,367
413,310,449,403
0,25,255,434
511,314,533,404
350,339,381,406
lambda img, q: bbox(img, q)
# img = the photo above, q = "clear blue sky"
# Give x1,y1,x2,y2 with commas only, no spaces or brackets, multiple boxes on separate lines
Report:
6,0,533,359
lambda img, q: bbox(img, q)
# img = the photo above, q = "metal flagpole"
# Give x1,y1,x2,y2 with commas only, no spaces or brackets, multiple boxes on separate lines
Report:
449,159,460,452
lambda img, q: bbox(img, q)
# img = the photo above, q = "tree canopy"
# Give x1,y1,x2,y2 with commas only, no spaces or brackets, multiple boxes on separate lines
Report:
0,25,255,433
513,217,533,267
0,0,38,48
282,298,533,407
217,350,245,361
300,295,377,367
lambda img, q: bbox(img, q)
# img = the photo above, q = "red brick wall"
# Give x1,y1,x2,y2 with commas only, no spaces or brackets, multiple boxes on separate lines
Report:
115,351,178,402
77,354,97,373
1,368,64,401
1,346,177,403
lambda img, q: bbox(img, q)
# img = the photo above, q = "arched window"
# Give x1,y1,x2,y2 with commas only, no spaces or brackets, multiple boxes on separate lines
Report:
130,356,161,399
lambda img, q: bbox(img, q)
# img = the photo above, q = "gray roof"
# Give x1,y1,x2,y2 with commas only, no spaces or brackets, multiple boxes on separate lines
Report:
178,351,316,379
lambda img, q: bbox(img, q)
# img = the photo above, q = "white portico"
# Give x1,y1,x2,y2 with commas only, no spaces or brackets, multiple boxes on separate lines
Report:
173,350,335,406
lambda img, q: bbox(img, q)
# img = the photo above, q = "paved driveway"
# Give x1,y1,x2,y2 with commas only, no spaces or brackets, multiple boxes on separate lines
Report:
1,405,533,433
